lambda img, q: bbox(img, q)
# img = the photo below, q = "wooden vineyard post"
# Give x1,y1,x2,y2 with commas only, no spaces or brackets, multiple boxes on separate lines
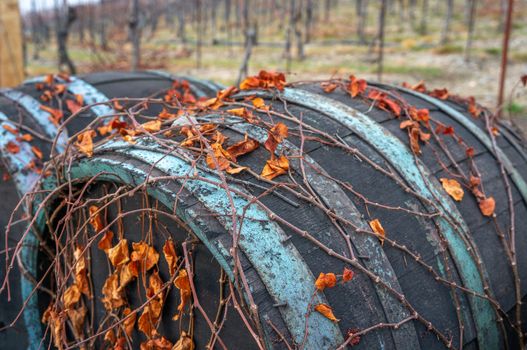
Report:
0,0,24,87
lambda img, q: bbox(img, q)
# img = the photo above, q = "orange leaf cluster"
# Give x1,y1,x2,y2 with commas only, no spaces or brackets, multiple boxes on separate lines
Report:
198,86,237,110
138,271,165,336
467,97,481,118
102,272,126,310
240,70,286,91
314,303,339,322
347,75,367,98
369,219,386,245
368,90,401,117
264,122,288,154
402,81,427,93
164,79,198,106
140,336,174,350
42,306,64,350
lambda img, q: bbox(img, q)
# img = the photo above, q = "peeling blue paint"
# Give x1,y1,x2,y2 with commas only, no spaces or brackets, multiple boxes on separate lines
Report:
0,89,67,152
0,111,43,350
235,88,500,349
199,114,420,349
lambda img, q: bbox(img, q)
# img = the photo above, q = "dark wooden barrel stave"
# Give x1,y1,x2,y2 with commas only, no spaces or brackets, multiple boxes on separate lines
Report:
9,77,527,349
0,71,220,349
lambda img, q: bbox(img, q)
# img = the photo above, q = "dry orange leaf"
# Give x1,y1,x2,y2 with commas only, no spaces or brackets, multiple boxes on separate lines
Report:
40,105,63,126
119,261,138,288
5,141,20,154
264,122,288,154
74,246,91,297
314,303,339,322
63,284,81,309
226,165,248,175
173,331,195,350
140,337,173,350
163,239,178,276
206,142,234,171
98,230,114,252
19,133,33,142
122,307,136,337
67,304,87,338
31,145,43,159
347,75,367,97
240,70,286,91
141,120,162,133
479,196,495,217
369,219,386,245
261,154,289,180
76,130,96,157
102,272,126,310
138,299,163,336
315,272,337,291
108,239,130,267
440,178,464,202
342,267,354,282
2,124,18,135
321,82,338,93
226,135,259,160
89,205,104,232
173,269,191,320
104,329,116,344
131,241,159,272
252,97,268,110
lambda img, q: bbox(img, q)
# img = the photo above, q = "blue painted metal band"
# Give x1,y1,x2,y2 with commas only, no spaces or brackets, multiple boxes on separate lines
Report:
35,139,344,349
0,112,43,350
146,70,224,97
25,75,116,118
199,114,420,348
375,83,527,205
0,89,67,152
236,88,500,349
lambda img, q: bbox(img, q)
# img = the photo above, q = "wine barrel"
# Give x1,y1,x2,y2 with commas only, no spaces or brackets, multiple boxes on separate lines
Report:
0,71,220,349
23,76,527,350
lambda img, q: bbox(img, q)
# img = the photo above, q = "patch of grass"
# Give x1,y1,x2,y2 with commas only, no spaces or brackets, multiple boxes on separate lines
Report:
506,102,526,114
380,65,443,79
484,47,501,56
433,44,463,55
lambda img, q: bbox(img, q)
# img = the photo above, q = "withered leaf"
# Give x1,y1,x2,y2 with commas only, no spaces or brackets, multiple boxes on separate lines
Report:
206,142,234,171
440,178,464,202
63,284,81,308
98,230,114,252
108,239,130,267
347,75,367,98
173,269,191,320
122,307,136,337
102,272,126,310
67,304,87,338
163,239,178,276
369,219,386,245
74,245,91,297
31,145,43,159
76,130,96,157
226,135,259,160
264,122,288,154
131,241,159,272
314,303,339,322
173,331,195,350
140,337,173,350
342,267,354,282
315,272,337,291
5,141,20,154
261,155,289,180
479,196,495,217
141,120,162,133
66,99,82,114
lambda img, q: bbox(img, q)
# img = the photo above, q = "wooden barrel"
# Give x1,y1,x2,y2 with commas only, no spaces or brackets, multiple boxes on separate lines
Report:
0,71,220,349
20,76,527,350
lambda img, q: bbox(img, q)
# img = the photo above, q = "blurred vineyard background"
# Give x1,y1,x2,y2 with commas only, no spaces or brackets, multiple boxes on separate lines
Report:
13,0,527,131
